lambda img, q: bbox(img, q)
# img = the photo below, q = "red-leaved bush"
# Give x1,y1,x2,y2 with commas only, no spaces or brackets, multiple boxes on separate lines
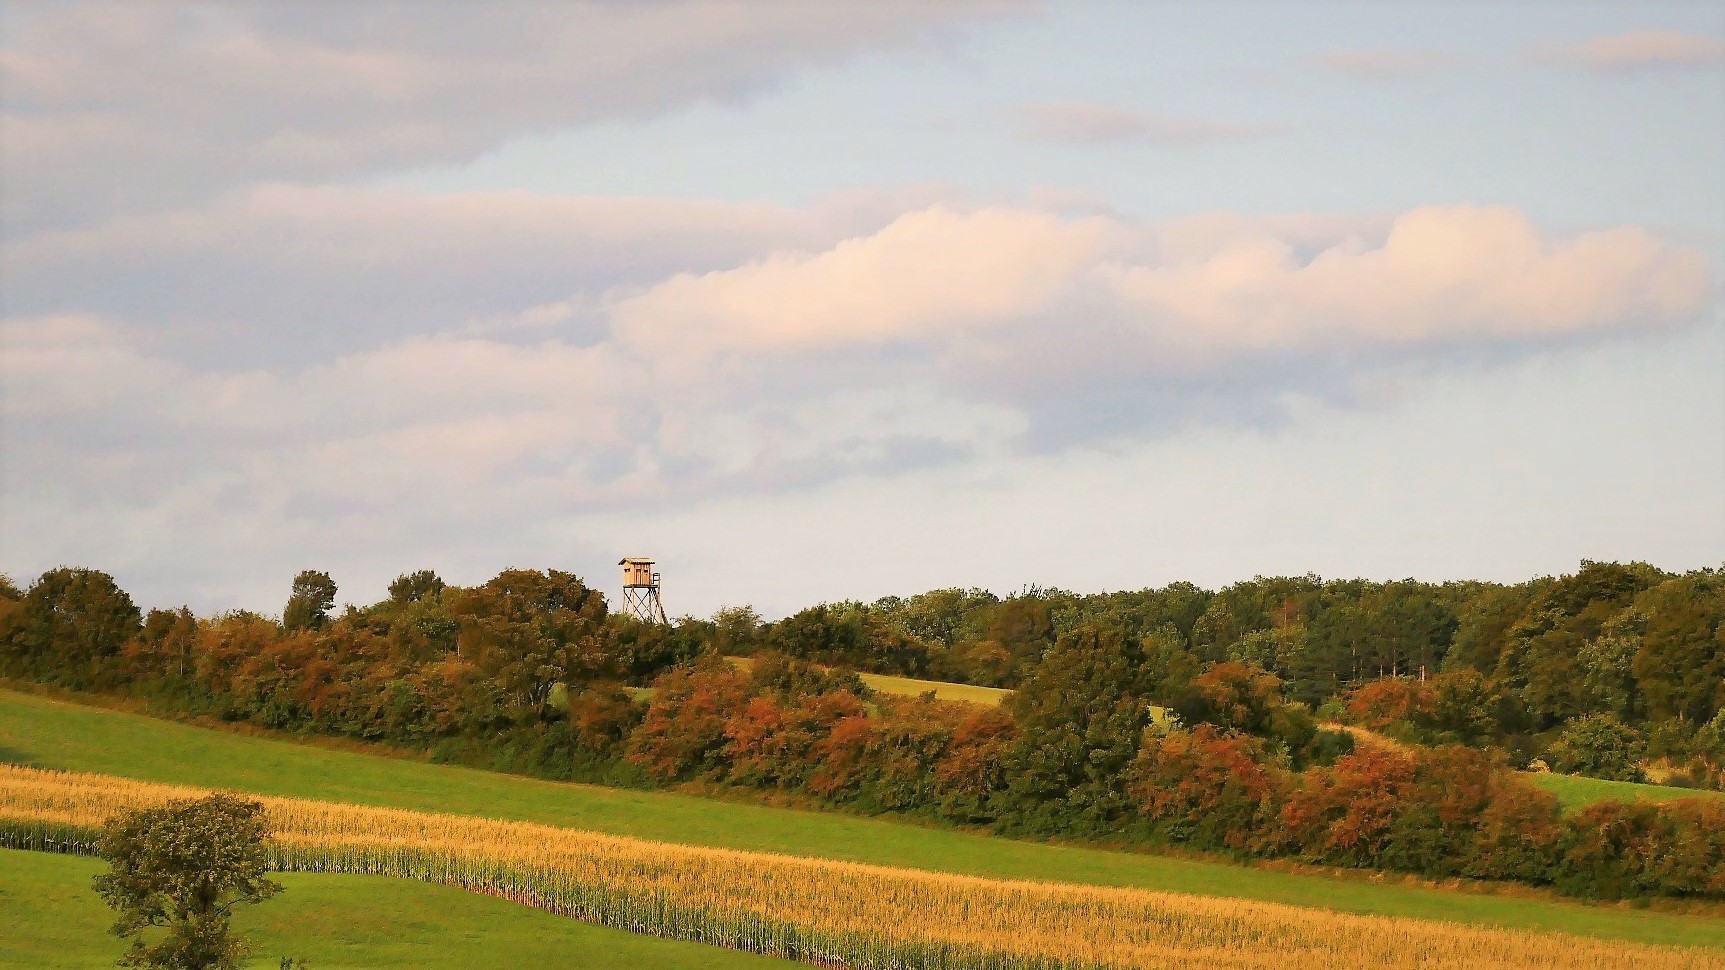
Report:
1128,724,1289,852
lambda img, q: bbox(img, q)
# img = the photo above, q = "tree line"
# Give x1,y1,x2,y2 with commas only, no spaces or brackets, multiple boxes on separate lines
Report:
1,560,1721,901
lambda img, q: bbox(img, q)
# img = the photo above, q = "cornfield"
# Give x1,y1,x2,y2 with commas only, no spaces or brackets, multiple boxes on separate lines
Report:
0,764,1717,970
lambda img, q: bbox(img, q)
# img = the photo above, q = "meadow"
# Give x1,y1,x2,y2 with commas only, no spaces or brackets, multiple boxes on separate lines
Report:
854,671,1010,705
1530,771,1725,812
3,688,1724,951
0,848,788,970
4,765,1720,970
719,656,1011,706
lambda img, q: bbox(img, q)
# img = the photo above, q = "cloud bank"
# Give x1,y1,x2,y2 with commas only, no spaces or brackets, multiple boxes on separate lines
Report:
7,199,1710,555
0,1,1012,230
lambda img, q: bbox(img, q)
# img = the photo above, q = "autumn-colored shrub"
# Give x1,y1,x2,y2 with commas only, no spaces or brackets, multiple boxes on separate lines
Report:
1345,678,1435,731
724,690,868,789
855,698,956,812
1556,797,1725,899
1463,778,1565,883
1282,745,1419,866
626,660,754,780
1128,724,1289,852
933,706,1018,822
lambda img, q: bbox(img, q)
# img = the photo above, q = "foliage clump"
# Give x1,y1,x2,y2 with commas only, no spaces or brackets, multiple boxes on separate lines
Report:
1543,713,1647,782
92,795,282,970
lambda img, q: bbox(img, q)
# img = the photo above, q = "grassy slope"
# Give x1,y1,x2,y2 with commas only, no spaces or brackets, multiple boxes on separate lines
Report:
721,656,1009,706
0,848,787,970
3,689,1722,950
856,671,1009,705
1530,772,1725,812
1339,724,1720,813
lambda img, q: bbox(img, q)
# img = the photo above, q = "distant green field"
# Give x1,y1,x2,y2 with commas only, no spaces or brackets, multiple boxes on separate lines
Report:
3,689,1723,950
720,655,1009,705
0,848,787,970
1529,772,1725,812
856,671,1010,705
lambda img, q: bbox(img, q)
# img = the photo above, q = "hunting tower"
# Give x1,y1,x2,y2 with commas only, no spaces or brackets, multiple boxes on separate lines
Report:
619,557,668,624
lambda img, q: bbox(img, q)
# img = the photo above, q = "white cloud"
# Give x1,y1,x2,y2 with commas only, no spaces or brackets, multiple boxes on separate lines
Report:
607,203,1711,369
4,195,1715,612
1099,205,1710,358
1015,101,1267,146
0,1,1015,230
611,206,1124,358
1536,30,1725,72
8,201,1708,518
5,183,960,364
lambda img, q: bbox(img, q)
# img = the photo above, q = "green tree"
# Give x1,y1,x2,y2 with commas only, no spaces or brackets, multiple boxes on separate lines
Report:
4,567,141,688
386,569,445,605
1498,562,1663,727
0,574,25,672
977,594,1056,682
711,605,763,655
1696,709,1725,764
873,587,997,648
1360,582,1458,678
1189,575,1321,664
1428,668,1497,744
92,795,283,970
452,568,610,713
1631,573,1725,725
1444,582,1538,675
1577,625,1641,720
767,602,930,676
995,625,1154,834
1544,713,1647,782
281,570,337,633
135,607,202,682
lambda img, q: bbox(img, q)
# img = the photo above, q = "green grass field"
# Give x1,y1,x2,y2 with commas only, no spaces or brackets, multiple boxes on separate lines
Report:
3,688,1723,950
1529,772,1725,812
719,656,1010,706
0,848,788,970
855,671,1010,705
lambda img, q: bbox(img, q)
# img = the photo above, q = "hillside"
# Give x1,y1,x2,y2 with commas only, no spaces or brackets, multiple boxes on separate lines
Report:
10,766,1722,970
1532,772,1725,812
0,848,790,970
3,688,1721,951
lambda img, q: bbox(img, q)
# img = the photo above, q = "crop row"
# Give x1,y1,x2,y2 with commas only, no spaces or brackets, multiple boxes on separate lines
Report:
0,764,1717,970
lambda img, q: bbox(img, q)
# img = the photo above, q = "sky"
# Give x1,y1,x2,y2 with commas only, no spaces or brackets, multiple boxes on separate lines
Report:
2,1,1722,619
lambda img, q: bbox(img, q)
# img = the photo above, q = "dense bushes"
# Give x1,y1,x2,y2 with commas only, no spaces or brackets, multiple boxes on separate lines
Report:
626,654,1015,822
1543,713,1647,782
1129,724,1287,852
1,563,1722,904
1555,798,1725,898
1129,726,1721,899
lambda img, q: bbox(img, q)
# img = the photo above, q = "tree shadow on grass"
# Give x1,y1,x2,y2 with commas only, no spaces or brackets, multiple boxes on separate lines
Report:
0,742,45,768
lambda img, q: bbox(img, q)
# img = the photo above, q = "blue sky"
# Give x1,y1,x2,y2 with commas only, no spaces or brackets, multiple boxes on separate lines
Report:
2,2,1721,618
391,2,1724,233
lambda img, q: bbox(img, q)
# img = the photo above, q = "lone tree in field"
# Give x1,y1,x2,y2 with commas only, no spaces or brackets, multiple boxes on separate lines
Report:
92,795,282,970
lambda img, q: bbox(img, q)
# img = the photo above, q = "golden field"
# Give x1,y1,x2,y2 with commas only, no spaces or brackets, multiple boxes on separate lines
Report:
0,764,1717,970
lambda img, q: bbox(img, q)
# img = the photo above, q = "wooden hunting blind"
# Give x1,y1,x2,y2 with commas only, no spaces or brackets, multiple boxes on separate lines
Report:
619,557,667,624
